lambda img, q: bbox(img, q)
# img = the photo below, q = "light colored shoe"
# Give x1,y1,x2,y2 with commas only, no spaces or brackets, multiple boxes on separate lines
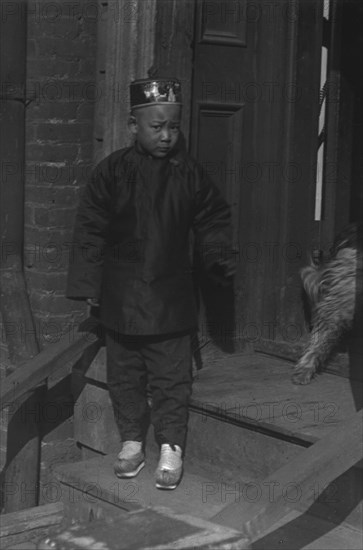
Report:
155,444,183,490
114,441,145,478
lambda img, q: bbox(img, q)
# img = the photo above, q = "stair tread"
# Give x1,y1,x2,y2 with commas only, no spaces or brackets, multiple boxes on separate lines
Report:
54,453,229,520
35,507,250,550
191,353,362,442
54,454,363,549
251,507,363,550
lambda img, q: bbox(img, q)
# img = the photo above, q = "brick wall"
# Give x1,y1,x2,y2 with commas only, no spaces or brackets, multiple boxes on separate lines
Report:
24,2,98,348
1,2,99,483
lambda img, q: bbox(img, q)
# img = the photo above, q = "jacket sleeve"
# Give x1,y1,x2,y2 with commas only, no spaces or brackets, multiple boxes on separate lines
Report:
66,162,112,300
192,164,234,277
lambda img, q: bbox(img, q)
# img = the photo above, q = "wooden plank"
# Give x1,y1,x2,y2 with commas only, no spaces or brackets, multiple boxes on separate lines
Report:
40,507,250,550
248,507,363,550
212,409,363,541
0,327,101,410
74,382,119,454
0,502,64,537
54,453,231,520
192,353,361,442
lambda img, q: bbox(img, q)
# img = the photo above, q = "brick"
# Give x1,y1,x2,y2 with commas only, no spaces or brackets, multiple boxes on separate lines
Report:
26,143,79,162
34,206,76,228
24,203,35,225
31,311,87,332
78,58,97,78
24,226,71,247
81,15,98,36
79,141,94,161
26,185,79,206
27,38,37,57
77,101,95,121
36,37,95,60
24,251,69,273
67,2,106,20
24,238,75,272
27,58,82,80
36,122,92,143
33,17,82,40
25,124,36,142
25,162,92,186
27,79,95,102
25,270,68,292
29,291,79,315
26,101,79,122
26,2,77,28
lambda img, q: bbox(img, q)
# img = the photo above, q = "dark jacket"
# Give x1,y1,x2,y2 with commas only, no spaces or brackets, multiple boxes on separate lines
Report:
66,143,233,335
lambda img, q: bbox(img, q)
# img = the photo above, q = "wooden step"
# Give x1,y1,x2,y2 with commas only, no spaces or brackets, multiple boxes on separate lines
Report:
52,453,251,549
53,450,363,550
250,507,363,550
68,347,362,547
53,452,236,522
210,409,362,549
35,507,250,550
0,502,64,549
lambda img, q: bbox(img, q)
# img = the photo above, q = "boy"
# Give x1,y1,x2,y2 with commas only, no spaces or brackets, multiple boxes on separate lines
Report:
67,78,234,490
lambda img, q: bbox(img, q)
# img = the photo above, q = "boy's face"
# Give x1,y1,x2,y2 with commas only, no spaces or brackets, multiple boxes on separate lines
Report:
129,104,181,158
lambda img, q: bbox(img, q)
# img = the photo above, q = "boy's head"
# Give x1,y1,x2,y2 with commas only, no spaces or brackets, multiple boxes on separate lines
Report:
128,78,182,158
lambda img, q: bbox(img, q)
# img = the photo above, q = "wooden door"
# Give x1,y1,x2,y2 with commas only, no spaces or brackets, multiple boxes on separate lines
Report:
190,0,255,351
153,0,325,358
190,0,254,244
190,0,323,356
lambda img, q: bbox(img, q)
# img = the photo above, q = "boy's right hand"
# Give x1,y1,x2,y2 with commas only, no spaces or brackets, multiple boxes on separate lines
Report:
208,259,235,287
86,298,100,307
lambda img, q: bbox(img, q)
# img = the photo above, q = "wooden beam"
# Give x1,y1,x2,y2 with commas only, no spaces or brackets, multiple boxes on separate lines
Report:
212,409,363,542
0,502,64,538
1,328,101,410
0,502,64,547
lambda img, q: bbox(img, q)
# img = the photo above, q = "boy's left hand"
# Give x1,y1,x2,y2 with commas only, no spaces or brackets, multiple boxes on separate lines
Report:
208,259,236,287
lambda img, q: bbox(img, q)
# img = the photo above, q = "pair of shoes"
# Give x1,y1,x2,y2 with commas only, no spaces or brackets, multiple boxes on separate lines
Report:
114,440,145,478
155,444,183,490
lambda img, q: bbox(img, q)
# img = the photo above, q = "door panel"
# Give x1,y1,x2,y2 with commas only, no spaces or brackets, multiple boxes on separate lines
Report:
194,103,244,242
190,0,321,355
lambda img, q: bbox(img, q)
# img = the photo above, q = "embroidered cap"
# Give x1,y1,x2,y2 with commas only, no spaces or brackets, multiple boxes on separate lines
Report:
130,78,182,109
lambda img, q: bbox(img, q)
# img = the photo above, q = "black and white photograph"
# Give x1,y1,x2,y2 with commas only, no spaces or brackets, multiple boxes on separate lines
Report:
0,0,362,548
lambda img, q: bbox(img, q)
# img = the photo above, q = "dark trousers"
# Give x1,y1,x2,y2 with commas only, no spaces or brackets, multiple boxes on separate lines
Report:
106,330,193,450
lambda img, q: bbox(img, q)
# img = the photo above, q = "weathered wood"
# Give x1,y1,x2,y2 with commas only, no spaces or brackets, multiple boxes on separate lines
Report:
192,353,361,442
100,0,156,160
54,452,230,520
0,0,41,511
1,324,100,512
248,506,363,550
255,340,362,381
2,387,44,512
154,0,195,148
212,409,363,541
0,502,64,537
37,507,250,550
0,328,101,411
73,382,119,455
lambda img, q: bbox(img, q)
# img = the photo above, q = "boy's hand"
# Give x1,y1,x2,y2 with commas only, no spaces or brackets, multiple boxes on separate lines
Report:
87,298,100,320
219,258,236,279
87,298,100,307
208,259,236,287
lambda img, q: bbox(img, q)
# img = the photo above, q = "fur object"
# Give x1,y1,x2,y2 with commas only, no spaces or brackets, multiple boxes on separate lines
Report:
292,223,362,384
